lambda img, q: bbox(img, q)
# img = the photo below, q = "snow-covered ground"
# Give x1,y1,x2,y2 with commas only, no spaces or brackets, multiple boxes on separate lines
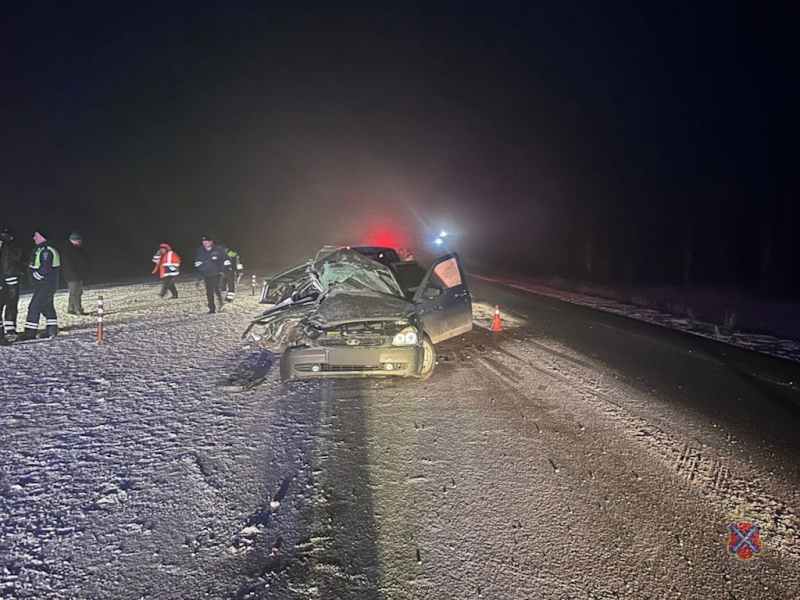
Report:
474,274,800,364
1,277,798,599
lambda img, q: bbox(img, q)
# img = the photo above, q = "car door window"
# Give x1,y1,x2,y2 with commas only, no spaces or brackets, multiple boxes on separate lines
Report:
431,257,462,288
423,256,462,296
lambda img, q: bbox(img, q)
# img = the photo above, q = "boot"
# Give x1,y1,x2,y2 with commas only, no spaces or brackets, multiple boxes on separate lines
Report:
16,329,38,342
0,334,8,346
42,325,59,339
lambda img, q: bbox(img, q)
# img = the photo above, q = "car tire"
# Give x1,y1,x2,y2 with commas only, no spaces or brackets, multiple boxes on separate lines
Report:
419,334,436,380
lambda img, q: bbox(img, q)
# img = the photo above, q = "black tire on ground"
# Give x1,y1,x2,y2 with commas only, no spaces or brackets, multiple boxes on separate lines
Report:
419,334,436,380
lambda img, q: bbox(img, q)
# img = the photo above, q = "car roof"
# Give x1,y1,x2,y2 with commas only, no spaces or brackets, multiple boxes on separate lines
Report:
349,246,398,253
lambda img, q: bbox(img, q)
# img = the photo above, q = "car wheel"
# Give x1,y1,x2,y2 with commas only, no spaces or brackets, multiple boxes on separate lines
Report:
419,334,436,380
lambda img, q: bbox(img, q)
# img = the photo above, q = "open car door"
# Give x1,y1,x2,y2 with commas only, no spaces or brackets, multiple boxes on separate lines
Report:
412,253,472,343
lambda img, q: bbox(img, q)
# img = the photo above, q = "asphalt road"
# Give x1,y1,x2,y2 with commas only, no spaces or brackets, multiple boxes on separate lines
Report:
469,276,800,472
260,278,800,598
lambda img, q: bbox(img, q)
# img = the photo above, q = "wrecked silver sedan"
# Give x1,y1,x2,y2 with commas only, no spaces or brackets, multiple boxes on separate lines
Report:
244,249,472,380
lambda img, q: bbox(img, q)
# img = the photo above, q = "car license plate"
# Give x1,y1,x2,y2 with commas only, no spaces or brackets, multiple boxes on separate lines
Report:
328,348,381,367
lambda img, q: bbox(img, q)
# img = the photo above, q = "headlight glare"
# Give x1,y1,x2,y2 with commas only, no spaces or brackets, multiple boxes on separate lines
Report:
392,327,418,346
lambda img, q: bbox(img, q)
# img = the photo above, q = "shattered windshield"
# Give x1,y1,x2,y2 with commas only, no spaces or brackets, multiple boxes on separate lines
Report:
313,249,404,298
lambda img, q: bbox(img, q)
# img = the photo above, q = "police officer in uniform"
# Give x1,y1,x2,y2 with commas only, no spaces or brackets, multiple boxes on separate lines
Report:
0,227,25,337
18,231,61,340
221,246,243,303
194,234,230,313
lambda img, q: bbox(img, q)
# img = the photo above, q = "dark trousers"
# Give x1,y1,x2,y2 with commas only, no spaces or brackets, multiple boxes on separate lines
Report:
160,277,178,298
0,284,8,338
1,281,19,333
67,280,84,313
25,279,58,333
204,275,223,312
222,270,237,301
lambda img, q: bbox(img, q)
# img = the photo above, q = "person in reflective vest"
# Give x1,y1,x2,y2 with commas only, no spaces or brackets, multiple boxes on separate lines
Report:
18,230,61,340
0,227,25,339
152,242,181,299
222,246,243,303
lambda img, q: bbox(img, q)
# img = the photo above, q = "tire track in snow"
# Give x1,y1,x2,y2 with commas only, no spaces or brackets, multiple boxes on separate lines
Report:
479,332,800,564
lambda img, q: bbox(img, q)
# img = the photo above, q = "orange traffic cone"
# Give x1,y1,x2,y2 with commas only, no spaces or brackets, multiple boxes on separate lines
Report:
491,305,503,332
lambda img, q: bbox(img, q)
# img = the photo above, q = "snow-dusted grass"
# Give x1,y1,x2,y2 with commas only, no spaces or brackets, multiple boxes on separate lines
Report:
1,277,300,598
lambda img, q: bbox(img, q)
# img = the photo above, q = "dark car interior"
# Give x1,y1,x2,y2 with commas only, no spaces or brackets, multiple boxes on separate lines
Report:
390,262,428,299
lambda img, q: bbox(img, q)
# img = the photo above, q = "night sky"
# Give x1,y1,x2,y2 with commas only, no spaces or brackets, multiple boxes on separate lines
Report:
2,1,797,289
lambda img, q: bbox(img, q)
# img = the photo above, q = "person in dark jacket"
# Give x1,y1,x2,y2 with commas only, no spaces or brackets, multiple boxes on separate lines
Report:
194,234,230,313
62,231,90,315
17,230,61,341
0,227,25,338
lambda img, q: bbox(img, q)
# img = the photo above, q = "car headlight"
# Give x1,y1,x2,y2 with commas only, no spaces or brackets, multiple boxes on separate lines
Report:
392,327,418,346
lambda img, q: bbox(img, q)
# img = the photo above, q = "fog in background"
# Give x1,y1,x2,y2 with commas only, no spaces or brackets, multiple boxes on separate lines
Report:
2,1,797,290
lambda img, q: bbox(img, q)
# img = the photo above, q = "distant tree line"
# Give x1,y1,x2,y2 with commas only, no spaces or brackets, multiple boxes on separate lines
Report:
474,175,800,296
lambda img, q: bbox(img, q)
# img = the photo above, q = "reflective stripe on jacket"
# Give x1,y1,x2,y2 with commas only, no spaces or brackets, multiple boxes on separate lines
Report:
226,249,244,271
152,245,181,279
194,244,231,276
30,244,60,283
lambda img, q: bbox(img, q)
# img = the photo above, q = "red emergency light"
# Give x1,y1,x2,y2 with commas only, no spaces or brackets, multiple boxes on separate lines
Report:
364,224,408,250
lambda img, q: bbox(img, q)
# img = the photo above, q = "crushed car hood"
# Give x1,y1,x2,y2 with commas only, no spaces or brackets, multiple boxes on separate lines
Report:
309,290,414,327
246,249,410,351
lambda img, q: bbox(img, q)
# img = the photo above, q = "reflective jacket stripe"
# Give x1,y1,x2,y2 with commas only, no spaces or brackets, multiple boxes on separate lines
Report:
153,250,181,278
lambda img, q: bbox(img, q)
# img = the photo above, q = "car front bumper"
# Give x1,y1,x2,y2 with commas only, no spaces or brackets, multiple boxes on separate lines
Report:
280,344,423,379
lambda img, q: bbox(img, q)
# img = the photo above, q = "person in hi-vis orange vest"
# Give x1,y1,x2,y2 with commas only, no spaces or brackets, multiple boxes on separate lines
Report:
152,243,181,299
